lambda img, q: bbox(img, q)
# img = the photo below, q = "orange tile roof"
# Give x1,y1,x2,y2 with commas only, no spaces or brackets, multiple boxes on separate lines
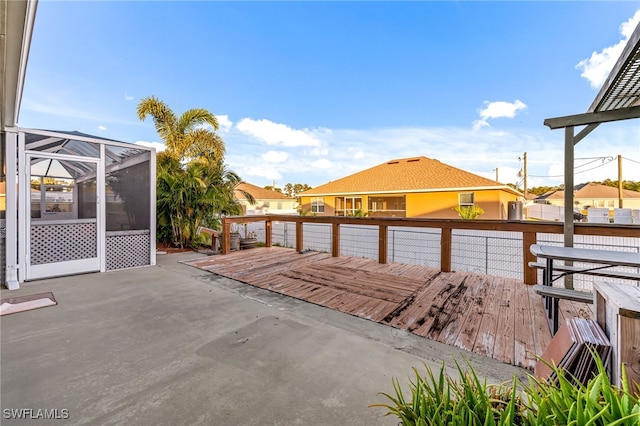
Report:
235,182,293,200
538,182,640,200
301,156,519,196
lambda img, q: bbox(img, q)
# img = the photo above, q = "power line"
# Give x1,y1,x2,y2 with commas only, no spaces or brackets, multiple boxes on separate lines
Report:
528,156,616,178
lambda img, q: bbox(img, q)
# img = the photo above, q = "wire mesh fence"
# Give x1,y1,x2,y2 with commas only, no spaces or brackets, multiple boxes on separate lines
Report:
388,227,441,268
242,218,639,285
340,225,378,260
451,230,523,278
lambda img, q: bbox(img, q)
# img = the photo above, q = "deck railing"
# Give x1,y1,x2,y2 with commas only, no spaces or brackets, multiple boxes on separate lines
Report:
221,215,640,286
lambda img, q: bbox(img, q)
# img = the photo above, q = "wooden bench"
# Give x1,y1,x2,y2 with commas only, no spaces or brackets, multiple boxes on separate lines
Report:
529,261,640,281
196,226,219,253
532,285,593,303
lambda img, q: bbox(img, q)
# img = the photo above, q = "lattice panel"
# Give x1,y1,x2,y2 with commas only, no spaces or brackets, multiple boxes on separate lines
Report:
31,223,97,265
106,232,150,270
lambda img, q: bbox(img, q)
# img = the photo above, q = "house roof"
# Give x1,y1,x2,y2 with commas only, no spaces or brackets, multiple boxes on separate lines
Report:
300,156,521,196
235,182,293,201
1,0,38,128
536,182,640,200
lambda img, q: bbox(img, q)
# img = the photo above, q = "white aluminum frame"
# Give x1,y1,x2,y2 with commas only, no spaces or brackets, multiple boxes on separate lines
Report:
6,128,156,286
25,151,103,280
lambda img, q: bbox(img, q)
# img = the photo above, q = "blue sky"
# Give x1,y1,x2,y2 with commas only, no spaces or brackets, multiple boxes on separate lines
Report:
19,1,640,190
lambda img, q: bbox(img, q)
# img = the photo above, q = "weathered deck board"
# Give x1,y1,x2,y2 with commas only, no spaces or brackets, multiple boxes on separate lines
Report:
493,277,516,365
471,275,503,358
184,247,592,370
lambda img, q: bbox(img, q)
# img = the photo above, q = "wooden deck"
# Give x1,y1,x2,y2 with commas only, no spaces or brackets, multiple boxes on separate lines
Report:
184,247,594,370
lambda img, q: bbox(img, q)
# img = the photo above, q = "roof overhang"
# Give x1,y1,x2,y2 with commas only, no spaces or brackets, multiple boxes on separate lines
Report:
302,185,522,198
544,21,640,130
1,0,38,129
542,20,640,252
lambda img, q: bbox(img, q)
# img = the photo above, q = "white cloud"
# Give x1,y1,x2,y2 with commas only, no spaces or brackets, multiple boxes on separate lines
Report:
242,165,282,181
576,9,640,89
222,115,639,189
473,100,527,130
311,159,332,169
479,100,527,120
311,146,329,156
124,94,134,101
97,125,107,132
135,140,166,152
261,151,288,163
216,114,233,132
472,119,491,131
352,150,365,160
236,118,322,147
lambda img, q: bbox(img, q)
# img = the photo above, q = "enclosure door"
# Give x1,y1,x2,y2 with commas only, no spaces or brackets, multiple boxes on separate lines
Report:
26,153,102,280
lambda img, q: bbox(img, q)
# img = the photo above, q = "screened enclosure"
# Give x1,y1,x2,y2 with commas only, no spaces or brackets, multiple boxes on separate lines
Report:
3,129,156,286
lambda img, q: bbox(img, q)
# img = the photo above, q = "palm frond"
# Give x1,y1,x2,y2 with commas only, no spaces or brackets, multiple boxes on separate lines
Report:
137,96,179,150
182,129,226,163
178,109,219,134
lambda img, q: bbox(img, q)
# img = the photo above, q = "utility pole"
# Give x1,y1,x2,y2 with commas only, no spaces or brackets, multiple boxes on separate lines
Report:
618,154,623,208
523,152,528,199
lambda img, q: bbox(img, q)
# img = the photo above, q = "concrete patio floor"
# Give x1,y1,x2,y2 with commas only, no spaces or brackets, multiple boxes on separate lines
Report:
1,252,525,425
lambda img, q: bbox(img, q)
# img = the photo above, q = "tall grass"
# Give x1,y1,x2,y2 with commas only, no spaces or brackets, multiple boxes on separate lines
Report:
372,350,640,425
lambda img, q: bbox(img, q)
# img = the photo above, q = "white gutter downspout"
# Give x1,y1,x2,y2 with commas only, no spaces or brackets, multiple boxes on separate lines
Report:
5,129,19,289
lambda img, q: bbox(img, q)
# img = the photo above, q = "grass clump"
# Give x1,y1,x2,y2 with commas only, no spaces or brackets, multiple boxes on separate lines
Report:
371,350,640,425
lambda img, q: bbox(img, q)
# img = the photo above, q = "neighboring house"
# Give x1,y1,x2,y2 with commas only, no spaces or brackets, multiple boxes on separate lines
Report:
298,156,522,220
235,182,298,215
534,183,640,211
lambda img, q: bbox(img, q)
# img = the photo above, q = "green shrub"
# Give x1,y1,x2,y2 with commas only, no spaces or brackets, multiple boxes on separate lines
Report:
372,350,640,425
453,205,485,219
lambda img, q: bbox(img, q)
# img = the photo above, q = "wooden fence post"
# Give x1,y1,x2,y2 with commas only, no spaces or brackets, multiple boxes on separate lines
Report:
523,231,537,285
265,218,272,248
296,221,303,252
222,220,231,255
332,222,340,257
441,228,452,272
379,224,388,264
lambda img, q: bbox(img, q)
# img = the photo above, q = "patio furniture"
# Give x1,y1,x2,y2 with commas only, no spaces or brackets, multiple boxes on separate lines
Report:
529,244,640,334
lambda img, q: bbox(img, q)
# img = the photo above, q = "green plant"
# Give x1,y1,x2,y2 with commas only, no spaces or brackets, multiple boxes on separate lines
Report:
156,157,245,248
523,350,640,426
348,209,370,217
371,360,524,425
371,349,640,425
454,205,485,219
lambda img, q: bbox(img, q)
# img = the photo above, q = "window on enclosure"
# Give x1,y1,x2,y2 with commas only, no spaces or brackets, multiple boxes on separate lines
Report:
459,192,475,207
367,196,406,217
334,196,362,216
30,177,74,219
105,160,150,231
311,197,324,213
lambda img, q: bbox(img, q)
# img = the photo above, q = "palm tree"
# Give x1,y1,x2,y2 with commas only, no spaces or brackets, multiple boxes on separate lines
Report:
156,158,249,248
139,96,251,248
137,96,225,164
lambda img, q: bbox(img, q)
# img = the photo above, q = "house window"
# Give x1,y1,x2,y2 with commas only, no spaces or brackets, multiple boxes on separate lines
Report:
459,192,475,207
31,177,75,220
311,197,324,213
368,196,406,217
334,197,362,216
